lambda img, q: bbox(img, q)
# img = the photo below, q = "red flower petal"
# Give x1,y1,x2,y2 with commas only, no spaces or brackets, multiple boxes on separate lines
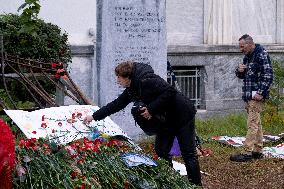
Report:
0,119,16,174
76,112,82,118
67,119,74,124
81,183,85,189
59,62,63,69
54,74,60,79
51,63,57,68
61,75,68,80
41,123,47,128
153,154,159,160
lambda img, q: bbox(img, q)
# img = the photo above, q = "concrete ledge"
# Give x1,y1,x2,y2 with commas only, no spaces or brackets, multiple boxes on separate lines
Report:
196,109,245,120
167,44,284,55
70,44,284,56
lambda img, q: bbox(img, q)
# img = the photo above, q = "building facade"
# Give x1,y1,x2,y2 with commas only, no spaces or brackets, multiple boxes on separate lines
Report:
1,0,284,137
166,0,284,118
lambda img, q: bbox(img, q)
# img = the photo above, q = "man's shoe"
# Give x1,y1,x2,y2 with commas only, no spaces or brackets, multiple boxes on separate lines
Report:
252,152,263,159
230,153,253,162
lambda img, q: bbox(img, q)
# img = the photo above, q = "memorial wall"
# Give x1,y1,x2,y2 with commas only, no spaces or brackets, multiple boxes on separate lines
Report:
95,0,166,137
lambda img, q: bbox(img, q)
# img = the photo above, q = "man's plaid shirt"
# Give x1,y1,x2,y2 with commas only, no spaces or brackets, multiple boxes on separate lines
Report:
235,44,273,102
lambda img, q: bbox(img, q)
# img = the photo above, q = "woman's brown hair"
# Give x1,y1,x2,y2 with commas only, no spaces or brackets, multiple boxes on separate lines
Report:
115,61,134,78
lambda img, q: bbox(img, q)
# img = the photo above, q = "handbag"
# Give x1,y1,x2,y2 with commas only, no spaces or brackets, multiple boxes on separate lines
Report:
131,101,166,136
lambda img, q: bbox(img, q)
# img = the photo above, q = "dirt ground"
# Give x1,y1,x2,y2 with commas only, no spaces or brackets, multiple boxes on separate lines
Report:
139,142,284,189
199,154,284,189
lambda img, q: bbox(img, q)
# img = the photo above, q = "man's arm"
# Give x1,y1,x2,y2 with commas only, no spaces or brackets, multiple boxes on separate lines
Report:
256,52,273,96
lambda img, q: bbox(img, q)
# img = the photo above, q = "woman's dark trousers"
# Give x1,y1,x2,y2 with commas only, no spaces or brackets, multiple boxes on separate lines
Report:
154,118,202,186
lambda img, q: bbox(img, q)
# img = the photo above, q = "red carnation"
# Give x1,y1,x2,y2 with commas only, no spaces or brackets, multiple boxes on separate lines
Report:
59,62,64,69
0,119,16,189
41,123,47,128
51,63,57,69
76,112,82,118
67,119,75,124
61,75,68,80
54,73,60,79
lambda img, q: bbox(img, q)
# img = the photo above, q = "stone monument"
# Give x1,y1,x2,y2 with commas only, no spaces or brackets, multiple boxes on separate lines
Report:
96,0,167,139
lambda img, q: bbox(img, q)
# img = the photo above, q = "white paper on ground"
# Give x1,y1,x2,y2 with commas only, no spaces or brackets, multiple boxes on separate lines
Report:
173,161,209,176
263,143,284,159
211,135,281,147
5,105,129,144
172,161,187,175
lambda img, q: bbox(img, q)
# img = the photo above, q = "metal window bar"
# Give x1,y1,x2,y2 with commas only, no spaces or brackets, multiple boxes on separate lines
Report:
167,68,202,109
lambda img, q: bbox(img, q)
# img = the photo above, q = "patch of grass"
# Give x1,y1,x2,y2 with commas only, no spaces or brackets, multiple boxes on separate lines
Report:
196,112,284,140
196,113,248,139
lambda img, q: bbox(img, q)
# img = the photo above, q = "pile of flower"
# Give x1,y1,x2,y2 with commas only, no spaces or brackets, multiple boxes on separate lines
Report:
13,136,196,189
0,119,16,189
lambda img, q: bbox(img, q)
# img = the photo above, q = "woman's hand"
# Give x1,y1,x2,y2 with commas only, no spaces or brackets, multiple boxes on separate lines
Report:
140,107,152,120
83,115,94,124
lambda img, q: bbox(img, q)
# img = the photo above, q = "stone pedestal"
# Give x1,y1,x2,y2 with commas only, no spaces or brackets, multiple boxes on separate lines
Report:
96,0,167,138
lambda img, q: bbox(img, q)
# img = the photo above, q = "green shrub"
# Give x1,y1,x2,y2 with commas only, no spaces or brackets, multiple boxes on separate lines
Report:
0,14,71,109
262,60,284,132
0,14,71,64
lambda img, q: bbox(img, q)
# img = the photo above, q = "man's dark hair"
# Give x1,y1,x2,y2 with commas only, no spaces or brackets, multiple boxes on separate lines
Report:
239,34,254,44
115,61,134,78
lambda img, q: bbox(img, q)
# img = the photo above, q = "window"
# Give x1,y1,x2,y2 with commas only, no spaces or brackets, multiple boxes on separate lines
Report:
167,66,205,109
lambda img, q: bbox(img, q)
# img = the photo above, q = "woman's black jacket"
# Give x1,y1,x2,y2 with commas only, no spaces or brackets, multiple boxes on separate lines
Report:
92,63,196,130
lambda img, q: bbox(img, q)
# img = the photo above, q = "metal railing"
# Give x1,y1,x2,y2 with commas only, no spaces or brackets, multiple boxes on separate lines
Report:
167,67,204,109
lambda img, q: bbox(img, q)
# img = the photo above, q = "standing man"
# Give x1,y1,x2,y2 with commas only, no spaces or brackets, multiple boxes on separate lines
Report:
230,34,273,162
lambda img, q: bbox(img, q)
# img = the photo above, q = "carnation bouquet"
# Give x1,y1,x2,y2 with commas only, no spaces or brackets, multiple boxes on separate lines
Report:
14,136,195,189
3,105,197,188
